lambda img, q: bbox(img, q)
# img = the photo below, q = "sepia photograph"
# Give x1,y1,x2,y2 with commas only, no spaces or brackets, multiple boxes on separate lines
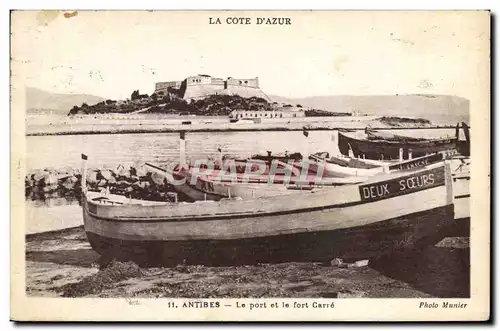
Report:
10,10,490,321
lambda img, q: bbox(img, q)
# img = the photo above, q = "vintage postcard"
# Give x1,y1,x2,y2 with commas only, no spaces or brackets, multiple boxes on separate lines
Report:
10,10,490,321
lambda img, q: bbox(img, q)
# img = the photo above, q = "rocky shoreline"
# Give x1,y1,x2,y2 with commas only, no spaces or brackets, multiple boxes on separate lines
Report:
25,164,180,203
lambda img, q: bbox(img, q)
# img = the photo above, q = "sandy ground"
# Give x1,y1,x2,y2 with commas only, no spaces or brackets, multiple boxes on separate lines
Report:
26,225,470,299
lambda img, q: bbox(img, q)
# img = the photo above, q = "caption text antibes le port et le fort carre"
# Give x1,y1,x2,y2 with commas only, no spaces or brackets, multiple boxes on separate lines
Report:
209,17,292,25
127,299,468,310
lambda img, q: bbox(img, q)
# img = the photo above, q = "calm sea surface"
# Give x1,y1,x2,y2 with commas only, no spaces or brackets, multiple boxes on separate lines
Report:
26,131,340,171
26,129,461,172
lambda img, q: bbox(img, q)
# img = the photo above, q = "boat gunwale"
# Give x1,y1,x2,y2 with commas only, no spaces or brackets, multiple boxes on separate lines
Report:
84,184,450,224
84,163,449,223
339,131,458,147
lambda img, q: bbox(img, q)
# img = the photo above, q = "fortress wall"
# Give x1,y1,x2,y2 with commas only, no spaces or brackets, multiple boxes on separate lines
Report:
211,78,225,86
222,86,270,101
154,81,182,94
186,75,212,86
226,77,259,88
183,84,226,100
183,84,271,102
157,75,266,101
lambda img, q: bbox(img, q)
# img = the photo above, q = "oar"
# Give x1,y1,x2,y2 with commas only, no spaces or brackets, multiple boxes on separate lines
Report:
145,162,168,174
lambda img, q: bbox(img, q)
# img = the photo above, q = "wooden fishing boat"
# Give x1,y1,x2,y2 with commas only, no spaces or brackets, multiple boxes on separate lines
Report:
309,152,388,177
220,158,306,176
81,154,455,266
250,151,303,163
309,151,448,178
365,128,426,142
338,122,470,160
224,155,323,178
338,131,459,161
146,162,368,201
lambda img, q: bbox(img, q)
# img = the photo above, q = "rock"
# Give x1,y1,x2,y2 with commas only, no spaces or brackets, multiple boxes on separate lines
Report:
25,176,34,188
135,166,148,177
107,176,117,185
352,259,369,268
100,169,113,181
116,166,131,179
97,179,107,187
131,162,148,177
129,166,137,177
61,176,78,190
116,180,130,188
58,166,74,176
330,258,344,267
42,184,58,193
151,172,166,186
43,172,58,186
132,181,150,190
43,191,59,199
33,170,46,182
87,171,98,184
61,180,75,190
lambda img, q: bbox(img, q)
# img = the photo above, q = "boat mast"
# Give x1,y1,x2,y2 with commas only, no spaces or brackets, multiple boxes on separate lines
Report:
302,127,309,160
179,130,186,166
81,154,88,194
462,122,470,144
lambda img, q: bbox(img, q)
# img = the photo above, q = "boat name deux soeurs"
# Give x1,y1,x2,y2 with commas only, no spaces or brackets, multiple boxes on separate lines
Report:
359,168,443,202
209,17,292,25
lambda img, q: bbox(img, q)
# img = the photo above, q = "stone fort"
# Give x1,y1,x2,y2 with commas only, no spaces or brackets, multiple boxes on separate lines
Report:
154,74,271,102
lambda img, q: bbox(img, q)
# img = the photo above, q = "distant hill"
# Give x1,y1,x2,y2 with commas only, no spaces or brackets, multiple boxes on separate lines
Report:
269,94,469,122
26,87,105,115
25,87,470,125
69,93,276,116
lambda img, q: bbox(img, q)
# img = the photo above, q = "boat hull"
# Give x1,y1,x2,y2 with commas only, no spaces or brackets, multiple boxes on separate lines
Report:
168,169,367,201
85,204,454,266
319,161,384,178
82,163,455,266
338,132,459,160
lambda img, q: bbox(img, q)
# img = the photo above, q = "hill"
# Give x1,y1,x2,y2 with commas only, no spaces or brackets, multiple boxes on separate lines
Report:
68,91,276,116
67,89,350,117
184,85,271,102
28,86,469,125
26,87,105,115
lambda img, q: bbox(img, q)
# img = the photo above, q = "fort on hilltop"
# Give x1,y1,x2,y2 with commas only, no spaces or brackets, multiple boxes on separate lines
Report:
154,74,271,102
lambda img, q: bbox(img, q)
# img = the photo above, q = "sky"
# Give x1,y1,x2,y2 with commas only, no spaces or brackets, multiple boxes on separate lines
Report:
11,11,489,104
